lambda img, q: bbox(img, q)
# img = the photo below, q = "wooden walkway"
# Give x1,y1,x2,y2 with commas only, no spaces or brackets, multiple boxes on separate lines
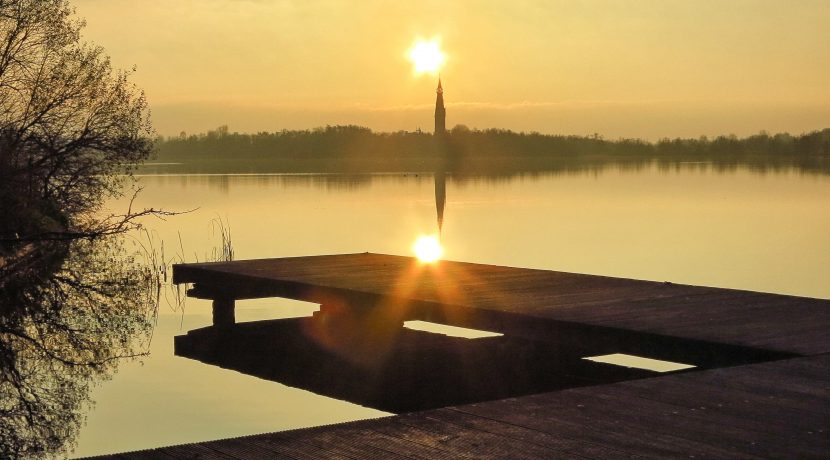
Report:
172,253,830,355
87,253,830,458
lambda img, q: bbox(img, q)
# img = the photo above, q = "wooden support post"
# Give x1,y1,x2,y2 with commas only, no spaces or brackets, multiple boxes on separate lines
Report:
212,297,235,327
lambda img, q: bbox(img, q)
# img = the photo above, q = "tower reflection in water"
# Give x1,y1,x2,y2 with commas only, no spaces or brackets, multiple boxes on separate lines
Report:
435,171,446,236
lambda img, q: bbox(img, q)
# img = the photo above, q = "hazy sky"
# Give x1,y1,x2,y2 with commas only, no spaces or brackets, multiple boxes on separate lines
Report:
74,0,830,139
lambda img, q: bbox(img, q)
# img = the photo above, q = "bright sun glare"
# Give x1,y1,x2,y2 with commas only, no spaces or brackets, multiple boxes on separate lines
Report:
407,38,446,75
412,235,443,263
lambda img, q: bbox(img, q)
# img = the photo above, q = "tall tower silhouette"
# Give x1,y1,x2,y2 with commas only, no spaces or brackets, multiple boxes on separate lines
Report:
434,77,446,135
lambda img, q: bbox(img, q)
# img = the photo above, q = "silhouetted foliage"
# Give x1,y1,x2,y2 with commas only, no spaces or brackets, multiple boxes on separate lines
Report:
153,125,830,175
0,237,156,459
0,0,154,251
0,2,159,457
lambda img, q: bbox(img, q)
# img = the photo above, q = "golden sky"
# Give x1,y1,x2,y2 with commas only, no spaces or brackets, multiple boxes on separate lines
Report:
74,0,830,139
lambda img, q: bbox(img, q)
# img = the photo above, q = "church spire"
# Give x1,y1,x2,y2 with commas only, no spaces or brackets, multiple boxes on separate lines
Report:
434,76,446,135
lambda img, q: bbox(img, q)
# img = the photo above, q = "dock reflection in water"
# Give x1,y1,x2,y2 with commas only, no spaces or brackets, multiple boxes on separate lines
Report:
173,298,786,415
173,315,659,413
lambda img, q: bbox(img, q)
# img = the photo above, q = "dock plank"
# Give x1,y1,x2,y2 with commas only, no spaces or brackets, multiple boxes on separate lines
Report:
392,411,570,460
232,431,355,460
202,437,302,460
156,443,241,460
333,422,463,460
425,408,621,460
564,386,818,457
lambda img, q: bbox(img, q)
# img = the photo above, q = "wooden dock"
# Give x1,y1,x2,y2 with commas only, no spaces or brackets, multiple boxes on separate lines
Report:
172,253,829,355
89,253,830,458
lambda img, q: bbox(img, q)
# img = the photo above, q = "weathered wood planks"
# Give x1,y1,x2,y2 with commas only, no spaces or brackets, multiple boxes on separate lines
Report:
172,253,830,355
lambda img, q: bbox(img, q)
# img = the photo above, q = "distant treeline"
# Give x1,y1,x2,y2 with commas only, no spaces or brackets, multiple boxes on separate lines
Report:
151,125,830,174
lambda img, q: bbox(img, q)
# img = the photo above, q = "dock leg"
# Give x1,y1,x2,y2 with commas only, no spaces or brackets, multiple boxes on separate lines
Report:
212,297,235,327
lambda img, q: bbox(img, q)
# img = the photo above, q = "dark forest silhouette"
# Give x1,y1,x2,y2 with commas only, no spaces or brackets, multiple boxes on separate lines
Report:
152,125,830,175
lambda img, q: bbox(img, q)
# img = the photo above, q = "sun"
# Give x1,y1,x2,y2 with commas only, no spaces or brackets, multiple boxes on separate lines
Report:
412,234,443,263
407,38,446,75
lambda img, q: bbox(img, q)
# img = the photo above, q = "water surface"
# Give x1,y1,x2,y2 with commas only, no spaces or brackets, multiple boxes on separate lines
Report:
73,166,830,457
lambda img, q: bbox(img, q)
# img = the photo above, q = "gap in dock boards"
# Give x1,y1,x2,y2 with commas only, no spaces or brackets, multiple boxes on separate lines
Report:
583,353,696,372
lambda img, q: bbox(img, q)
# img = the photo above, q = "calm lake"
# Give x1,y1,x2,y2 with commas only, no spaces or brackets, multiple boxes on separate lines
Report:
71,166,830,457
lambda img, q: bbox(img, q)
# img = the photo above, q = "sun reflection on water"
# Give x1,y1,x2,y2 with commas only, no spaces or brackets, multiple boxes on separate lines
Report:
412,234,443,263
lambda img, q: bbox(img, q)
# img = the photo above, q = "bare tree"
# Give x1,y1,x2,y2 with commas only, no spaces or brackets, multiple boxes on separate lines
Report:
0,0,154,248
0,2,161,457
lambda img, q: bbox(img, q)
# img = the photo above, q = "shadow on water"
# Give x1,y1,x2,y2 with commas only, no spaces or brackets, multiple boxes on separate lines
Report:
0,237,157,458
173,316,652,414
174,308,791,414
